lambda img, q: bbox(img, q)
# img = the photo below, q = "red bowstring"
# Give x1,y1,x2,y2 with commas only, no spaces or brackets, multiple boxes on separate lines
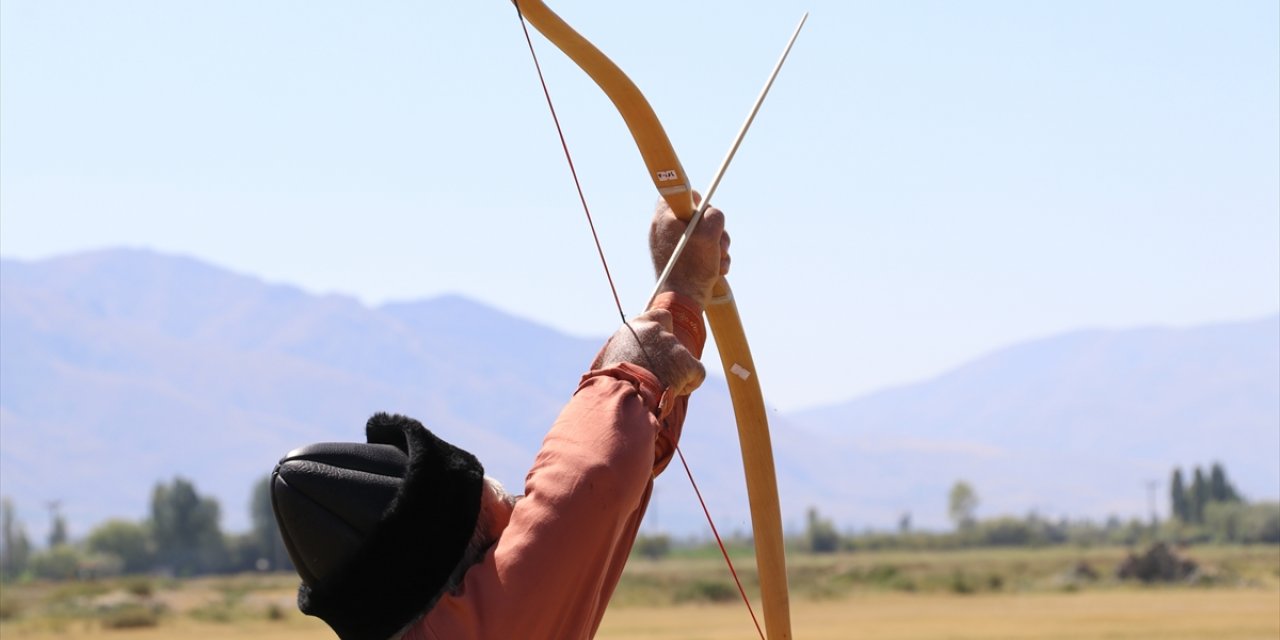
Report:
514,9,766,640
676,444,767,640
515,11,627,324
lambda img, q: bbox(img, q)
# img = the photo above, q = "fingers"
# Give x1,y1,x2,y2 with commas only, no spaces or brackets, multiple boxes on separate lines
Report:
696,208,731,277
649,193,730,306
677,357,707,396
626,309,705,397
649,322,704,397
638,308,675,333
697,208,726,256
720,230,732,276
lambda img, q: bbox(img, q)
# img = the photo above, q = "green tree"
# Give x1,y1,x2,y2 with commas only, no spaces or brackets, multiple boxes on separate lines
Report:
1190,467,1208,524
86,519,154,574
973,517,1033,546
29,545,81,580
1209,462,1240,503
1240,502,1280,543
805,507,840,553
948,481,979,531
1203,501,1245,543
224,531,266,573
1,498,32,581
1170,468,1189,522
249,475,291,571
150,477,227,575
633,533,672,560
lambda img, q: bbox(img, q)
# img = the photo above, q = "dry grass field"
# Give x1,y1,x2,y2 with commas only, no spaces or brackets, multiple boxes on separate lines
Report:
598,590,1280,639
0,590,1275,639
1,546,1277,639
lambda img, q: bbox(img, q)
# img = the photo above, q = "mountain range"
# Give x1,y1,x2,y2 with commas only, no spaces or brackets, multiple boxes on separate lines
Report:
1,249,1276,538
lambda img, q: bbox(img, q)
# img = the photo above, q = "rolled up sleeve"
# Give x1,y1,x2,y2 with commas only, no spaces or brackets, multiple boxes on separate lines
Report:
412,362,681,640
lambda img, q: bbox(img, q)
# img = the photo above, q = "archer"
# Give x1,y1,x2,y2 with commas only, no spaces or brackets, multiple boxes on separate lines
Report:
270,199,731,640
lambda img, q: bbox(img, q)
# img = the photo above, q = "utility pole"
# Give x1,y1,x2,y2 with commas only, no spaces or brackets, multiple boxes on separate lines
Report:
44,500,65,548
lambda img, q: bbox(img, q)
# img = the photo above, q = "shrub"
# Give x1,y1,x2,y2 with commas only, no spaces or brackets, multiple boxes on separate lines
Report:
100,604,160,629
675,580,739,604
122,576,154,597
0,591,21,621
189,590,245,624
1240,502,1280,543
266,602,286,621
189,601,236,623
29,546,82,581
49,580,110,603
948,570,975,594
633,534,672,560
864,564,900,586
86,520,155,574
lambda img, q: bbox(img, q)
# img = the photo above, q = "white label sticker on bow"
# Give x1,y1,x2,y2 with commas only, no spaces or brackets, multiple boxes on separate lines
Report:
729,364,752,380
657,170,679,181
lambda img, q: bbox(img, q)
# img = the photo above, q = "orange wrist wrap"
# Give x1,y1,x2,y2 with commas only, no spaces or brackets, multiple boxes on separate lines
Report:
650,291,706,359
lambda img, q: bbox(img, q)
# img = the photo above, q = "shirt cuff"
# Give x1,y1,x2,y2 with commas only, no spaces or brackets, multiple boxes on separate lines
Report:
649,291,706,358
577,362,665,415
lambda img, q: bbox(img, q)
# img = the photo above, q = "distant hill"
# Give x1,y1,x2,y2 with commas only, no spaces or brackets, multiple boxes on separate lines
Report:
0,249,599,533
791,315,1280,528
0,249,760,537
1,249,1276,538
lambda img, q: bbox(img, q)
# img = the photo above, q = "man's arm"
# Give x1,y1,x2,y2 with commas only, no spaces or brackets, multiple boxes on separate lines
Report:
412,201,729,640
415,362,668,639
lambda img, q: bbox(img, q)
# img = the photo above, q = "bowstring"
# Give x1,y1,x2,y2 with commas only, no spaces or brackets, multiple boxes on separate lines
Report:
514,8,634,330
513,8,765,640
675,443,767,640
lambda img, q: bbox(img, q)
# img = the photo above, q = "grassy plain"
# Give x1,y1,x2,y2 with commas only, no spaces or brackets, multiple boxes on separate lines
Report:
600,590,1280,639
1,546,1276,639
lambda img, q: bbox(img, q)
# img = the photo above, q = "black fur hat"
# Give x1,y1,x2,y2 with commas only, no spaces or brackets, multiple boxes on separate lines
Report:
271,413,484,640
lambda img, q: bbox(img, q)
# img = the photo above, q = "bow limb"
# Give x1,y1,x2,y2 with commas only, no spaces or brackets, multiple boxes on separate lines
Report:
703,283,792,640
515,2,792,638
513,0,694,210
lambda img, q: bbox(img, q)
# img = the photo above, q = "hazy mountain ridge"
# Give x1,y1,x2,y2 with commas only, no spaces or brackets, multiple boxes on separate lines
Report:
1,249,1276,537
797,317,1278,453
0,249,607,533
793,316,1280,526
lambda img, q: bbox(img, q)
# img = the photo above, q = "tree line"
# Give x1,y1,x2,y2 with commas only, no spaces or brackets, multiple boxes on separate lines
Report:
0,476,289,582
5,462,1277,578
795,462,1279,554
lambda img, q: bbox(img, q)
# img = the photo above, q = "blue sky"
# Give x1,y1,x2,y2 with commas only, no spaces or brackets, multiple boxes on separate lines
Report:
2,0,1277,411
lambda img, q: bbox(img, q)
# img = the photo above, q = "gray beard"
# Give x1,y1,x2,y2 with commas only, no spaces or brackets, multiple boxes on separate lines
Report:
443,478,519,595
390,480,519,640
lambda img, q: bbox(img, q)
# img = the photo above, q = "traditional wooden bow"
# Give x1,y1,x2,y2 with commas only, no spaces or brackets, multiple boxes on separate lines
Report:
512,2,794,638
